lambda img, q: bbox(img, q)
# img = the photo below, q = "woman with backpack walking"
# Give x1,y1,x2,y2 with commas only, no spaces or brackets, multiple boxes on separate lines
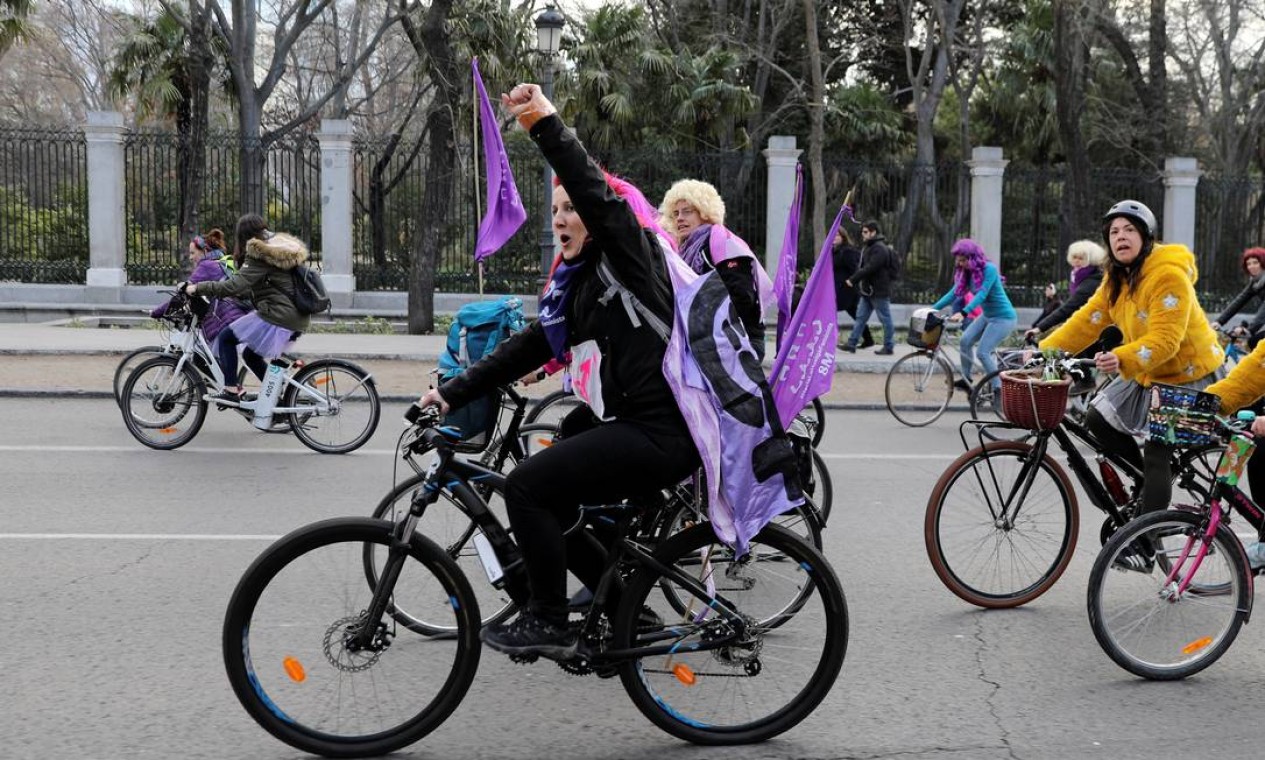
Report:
183,214,312,402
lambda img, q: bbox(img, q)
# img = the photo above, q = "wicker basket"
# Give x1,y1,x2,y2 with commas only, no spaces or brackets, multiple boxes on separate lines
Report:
999,370,1072,430
1148,384,1219,447
906,312,944,350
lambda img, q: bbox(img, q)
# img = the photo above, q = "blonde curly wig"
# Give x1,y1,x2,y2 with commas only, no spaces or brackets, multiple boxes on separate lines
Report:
1067,239,1107,267
658,179,726,231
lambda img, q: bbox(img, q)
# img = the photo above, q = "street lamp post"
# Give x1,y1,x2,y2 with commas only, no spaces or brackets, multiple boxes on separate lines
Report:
535,5,564,282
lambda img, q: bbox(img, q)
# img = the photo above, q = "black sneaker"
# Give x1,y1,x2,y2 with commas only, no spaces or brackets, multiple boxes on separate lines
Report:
209,389,244,405
480,612,577,660
839,343,856,353
953,379,972,392
1112,547,1155,574
874,347,894,355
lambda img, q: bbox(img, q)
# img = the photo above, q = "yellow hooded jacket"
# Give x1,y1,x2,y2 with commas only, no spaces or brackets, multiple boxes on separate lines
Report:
1206,341,1265,414
1039,243,1221,386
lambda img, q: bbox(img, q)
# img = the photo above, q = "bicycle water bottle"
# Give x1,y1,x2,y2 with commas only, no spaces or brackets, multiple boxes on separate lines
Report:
252,360,287,430
1097,455,1129,506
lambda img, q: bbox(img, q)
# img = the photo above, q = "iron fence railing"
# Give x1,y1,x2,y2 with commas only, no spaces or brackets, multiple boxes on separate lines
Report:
0,129,88,283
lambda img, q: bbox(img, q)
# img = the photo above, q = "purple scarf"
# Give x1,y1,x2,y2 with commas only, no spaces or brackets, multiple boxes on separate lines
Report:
1069,265,1096,293
679,224,713,274
538,257,586,360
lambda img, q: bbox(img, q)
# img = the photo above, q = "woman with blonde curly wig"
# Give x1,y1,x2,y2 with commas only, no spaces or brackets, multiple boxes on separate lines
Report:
658,179,773,357
1025,239,1107,340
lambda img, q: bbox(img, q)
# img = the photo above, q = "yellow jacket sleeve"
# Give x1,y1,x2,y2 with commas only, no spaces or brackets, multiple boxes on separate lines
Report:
1039,283,1111,355
1113,269,1193,380
1207,341,1265,414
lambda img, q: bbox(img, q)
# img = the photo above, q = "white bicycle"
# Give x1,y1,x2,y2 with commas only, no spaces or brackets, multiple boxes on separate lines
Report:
118,292,381,454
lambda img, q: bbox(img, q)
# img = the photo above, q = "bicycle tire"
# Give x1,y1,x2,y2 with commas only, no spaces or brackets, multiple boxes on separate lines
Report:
925,441,1079,608
808,449,833,523
615,523,847,744
285,359,381,454
794,397,826,447
119,355,208,450
223,518,481,757
524,388,581,427
885,351,954,427
368,478,517,634
1087,510,1250,680
114,346,167,407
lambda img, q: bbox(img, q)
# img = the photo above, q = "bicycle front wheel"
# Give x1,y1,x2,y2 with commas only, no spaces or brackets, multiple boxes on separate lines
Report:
114,346,166,407
369,478,517,634
616,523,847,744
885,351,954,427
926,441,1078,607
1088,510,1250,681
119,355,208,450
285,359,381,454
223,518,481,757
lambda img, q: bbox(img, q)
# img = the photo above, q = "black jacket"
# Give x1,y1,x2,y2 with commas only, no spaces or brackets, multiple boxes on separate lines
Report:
1216,272,1265,333
1033,268,1103,332
439,115,685,433
852,236,893,299
831,243,863,314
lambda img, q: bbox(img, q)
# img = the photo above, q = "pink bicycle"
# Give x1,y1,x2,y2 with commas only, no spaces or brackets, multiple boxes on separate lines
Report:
1087,396,1265,680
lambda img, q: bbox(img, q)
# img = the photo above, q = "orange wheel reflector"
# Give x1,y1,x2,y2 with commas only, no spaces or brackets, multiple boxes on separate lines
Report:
314,377,329,386
283,656,307,682
533,437,554,448
1182,637,1213,655
672,663,696,686
159,427,178,434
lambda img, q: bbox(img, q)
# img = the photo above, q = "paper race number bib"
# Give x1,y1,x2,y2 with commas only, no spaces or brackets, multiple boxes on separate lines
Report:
570,339,613,421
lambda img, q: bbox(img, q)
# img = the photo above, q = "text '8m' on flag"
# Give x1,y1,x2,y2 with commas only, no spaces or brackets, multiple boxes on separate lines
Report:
472,58,527,262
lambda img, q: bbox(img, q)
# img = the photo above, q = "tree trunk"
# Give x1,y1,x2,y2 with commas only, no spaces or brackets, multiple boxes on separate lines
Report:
405,0,462,334
1147,0,1167,155
180,0,213,237
801,0,826,259
1053,0,1093,254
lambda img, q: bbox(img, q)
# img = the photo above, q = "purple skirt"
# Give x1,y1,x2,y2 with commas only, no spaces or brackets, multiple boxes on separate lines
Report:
228,312,297,359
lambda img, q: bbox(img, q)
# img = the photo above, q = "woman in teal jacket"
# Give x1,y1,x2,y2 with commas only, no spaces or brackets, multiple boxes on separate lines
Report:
932,238,1017,391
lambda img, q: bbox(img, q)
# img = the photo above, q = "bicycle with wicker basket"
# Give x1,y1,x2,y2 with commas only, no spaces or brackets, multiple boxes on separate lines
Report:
1087,387,1265,681
923,353,1226,608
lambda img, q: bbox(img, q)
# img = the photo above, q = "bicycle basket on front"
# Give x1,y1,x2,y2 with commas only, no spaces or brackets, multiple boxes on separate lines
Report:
444,388,505,453
1148,384,1219,447
999,369,1071,431
907,312,944,349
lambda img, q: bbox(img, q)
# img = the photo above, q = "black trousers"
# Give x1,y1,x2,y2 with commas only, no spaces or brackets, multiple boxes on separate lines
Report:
503,414,700,624
1085,407,1172,513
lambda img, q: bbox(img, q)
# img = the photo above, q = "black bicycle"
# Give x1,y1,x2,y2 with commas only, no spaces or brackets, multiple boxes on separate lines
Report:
924,355,1225,608
223,407,848,757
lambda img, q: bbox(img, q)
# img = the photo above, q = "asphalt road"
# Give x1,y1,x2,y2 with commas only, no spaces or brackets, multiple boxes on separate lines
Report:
2,398,1262,760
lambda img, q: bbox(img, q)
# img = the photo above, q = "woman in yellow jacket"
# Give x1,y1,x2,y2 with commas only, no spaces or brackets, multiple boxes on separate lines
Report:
1039,200,1223,537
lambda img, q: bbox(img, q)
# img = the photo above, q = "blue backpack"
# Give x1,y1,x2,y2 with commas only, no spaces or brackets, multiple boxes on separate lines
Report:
438,297,526,448
438,297,527,380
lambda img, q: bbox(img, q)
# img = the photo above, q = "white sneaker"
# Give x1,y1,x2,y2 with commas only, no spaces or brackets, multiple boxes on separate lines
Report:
1246,541,1265,571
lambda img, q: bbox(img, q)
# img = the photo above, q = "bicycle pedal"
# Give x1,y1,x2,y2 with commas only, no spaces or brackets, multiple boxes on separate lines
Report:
507,652,539,665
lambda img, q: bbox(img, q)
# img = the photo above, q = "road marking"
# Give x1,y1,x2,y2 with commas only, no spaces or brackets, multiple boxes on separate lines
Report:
0,444,397,456
0,533,282,541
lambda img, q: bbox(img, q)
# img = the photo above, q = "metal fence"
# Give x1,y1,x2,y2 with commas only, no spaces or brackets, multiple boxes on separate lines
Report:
0,129,88,283
8,123,1265,305
123,131,322,284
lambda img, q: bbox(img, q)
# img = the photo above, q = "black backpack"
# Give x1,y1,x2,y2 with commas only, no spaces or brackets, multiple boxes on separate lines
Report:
290,264,331,315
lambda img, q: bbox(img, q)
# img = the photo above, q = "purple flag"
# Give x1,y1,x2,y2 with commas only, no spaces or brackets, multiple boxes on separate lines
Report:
773,164,803,343
473,58,527,262
769,204,841,428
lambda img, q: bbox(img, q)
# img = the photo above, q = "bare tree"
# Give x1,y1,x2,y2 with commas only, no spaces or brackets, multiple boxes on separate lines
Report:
1053,0,1096,248
1094,0,1169,160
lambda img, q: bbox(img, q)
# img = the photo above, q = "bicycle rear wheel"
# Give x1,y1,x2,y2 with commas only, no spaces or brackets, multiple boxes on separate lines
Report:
805,449,833,522
1088,510,1250,680
615,523,847,744
114,346,166,407
524,388,582,427
223,518,481,757
925,441,1078,607
885,351,954,427
285,359,381,454
368,479,517,634
119,355,208,450
794,397,826,447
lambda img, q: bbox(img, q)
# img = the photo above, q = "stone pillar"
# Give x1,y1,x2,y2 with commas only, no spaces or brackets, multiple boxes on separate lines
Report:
1163,157,1200,249
967,146,1008,263
83,111,128,301
316,119,355,307
763,136,803,278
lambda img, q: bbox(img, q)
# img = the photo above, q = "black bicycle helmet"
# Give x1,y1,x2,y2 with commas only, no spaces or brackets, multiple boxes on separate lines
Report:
1101,200,1157,246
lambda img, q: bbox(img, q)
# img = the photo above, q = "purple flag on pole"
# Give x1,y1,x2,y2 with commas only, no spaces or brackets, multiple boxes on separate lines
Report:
769,204,841,428
473,58,527,262
773,164,803,343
